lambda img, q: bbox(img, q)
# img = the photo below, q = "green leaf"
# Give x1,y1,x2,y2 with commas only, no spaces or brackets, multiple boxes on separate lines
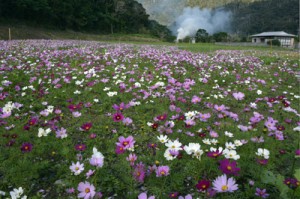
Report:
294,169,300,181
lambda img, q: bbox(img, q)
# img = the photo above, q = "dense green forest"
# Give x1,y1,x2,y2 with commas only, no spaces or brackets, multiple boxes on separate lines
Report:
0,0,172,39
0,0,298,40
226,0,299,35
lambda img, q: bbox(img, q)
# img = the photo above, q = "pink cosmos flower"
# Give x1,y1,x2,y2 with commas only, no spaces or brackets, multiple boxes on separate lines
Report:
233,92,245,100
191,95,201,104
77,181,96,199
89,147,104,168
116,135,135,150
212,174,238,192
126,153,137,166
70,161,84,175
138,192,155,199
156,165,170,177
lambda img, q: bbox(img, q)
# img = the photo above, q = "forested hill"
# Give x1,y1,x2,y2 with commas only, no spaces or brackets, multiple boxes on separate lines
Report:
0,0,171,38
226,0,299,35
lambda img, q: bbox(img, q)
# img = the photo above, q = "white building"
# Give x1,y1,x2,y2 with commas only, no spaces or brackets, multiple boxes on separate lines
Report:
251,31,296,47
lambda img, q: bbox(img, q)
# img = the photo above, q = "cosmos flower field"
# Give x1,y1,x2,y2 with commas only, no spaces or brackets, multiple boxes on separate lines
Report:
0,40,299,199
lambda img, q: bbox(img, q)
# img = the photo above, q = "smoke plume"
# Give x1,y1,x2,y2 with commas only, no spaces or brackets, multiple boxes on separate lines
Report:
171,7,232,41
136,0,232,41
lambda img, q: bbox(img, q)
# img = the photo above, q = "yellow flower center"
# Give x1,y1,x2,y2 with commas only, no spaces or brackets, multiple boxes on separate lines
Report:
123,142,128,146
75,167,79,171
202,185,206,188
222,185,228,191
85,188,90,193
227,166,232,170
160,171,165,175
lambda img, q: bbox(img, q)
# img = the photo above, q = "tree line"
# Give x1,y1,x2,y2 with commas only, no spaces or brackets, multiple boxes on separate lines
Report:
0,0,173,40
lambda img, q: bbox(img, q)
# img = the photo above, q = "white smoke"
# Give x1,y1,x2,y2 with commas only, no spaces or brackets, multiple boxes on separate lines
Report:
171,7,232,41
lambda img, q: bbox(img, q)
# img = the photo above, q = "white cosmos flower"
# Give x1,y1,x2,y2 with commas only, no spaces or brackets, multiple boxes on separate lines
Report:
225,131,234,137
38,128,51,137
74,90,81,94
202,138,211,145
223,149,240,160
10,187,25,199
293,126,300,132
211,139,219,145
157,135,169,143
225,142,236,150
257,90,262,95
165,140,182,151
256,148,270,159
164,149,177,161
107,91,117,97
184,143,201,155
234,140,243,147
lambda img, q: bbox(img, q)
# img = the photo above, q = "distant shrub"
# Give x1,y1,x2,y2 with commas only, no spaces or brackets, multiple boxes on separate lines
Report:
267,39,281,46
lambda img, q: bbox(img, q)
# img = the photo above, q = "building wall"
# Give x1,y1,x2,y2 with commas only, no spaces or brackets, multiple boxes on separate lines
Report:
252,37,294,47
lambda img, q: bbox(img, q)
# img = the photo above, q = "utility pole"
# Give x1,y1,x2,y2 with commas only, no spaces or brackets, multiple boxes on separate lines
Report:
8,28,11,40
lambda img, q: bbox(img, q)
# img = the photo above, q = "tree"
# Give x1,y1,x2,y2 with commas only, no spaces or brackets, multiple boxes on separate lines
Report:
213,32,228,42
195,29,209,42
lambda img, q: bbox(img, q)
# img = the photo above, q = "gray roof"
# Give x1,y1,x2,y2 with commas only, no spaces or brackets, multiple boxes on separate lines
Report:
251,31,296,37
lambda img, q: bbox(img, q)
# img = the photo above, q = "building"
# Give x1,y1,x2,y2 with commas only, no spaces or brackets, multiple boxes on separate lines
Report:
250,31,296,47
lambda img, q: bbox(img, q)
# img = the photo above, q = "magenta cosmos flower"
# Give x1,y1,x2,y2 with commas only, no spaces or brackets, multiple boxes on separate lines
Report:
196,179,210,191
77,181,96,199
212,174,238,193
156,165,170,177
21,142,33,153
112,112,124,122
219,159,240,175
81,122,92,131
116,135,135,150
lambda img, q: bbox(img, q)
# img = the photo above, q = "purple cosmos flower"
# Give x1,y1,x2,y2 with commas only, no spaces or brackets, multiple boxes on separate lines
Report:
133,162,146,182
212,174,238,192
295,149,300,157
219,159,240,175
112,102,129,111
122,117,133,126
77,181,96,199
156,165,170,177
191,95,201,104
178,194,192,199
233,92,245,100
20,142,33,153
55,127,67,139
284,178,300,189
255,188,269,198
